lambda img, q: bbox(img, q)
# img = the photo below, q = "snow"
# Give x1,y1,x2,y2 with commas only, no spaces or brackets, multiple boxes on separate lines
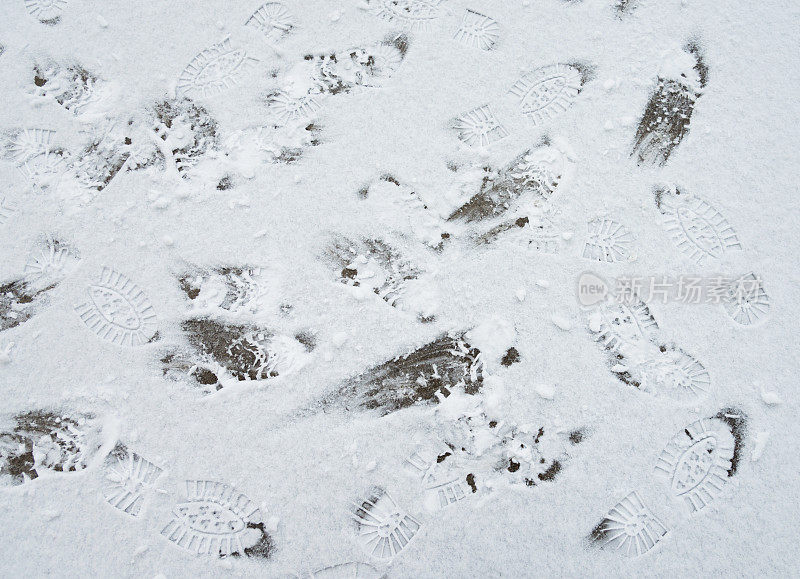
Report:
0,0,799,576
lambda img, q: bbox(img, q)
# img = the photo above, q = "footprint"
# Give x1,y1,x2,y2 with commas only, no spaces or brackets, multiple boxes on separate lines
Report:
150,98,220,179
452,104,509,148
631,41,707,166
613,344,711,399
582,218,633,262
65,124,134,197
245,2,295,42
325,235,437,322
587,297,711,400
589,491,669,557
453,10,500,51
176,38,259,99
720,273,771,326
32,63,106,117
6,128,67,193
0,409,107,486
587,297,659,351
654,414,741,513
448,142,569,226
303,562,383,578
368,0,445,32
508,63,591,126
164,318,310,390
178,266,273,314
101,443,164,517
326,332,484,416
655,185,742,264
405,444,473,511
266,91,322,127
357,174,449,250
589,408,747,556
24,236,81,281
1,277,56,333
297,34,409,96
74,267,158,346
25,0,67,24
161,480,274,558
351,487,421,561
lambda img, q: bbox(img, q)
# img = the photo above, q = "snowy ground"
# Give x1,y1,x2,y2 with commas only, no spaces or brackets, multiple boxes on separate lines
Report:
1,0,798,577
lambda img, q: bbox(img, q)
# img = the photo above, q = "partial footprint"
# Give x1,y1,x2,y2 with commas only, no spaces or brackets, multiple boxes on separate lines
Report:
0,409,109,486
325,235,438,322
246,2,295,43
590,491,669,557
452,104,509,148
719,273,770,326
162,318,311,392
453,10,500,50
582,218,633,262
101,443,164,517
178,266,275,315
25,0,67,25
367,0,445,32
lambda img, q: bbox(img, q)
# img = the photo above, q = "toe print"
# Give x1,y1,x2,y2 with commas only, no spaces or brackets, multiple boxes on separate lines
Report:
352,488,421,560
590,491,669,557
246,2,294,42
102,444,164,517
453,10,500,50
453,105,509,148
582,218,633,262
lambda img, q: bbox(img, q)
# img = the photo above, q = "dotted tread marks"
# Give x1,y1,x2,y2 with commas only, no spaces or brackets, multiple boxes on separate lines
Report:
177,38,258,98
509,64,586,125
74,267,157,346
655,185,742,264
370,0,444,31
161,480,274,559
